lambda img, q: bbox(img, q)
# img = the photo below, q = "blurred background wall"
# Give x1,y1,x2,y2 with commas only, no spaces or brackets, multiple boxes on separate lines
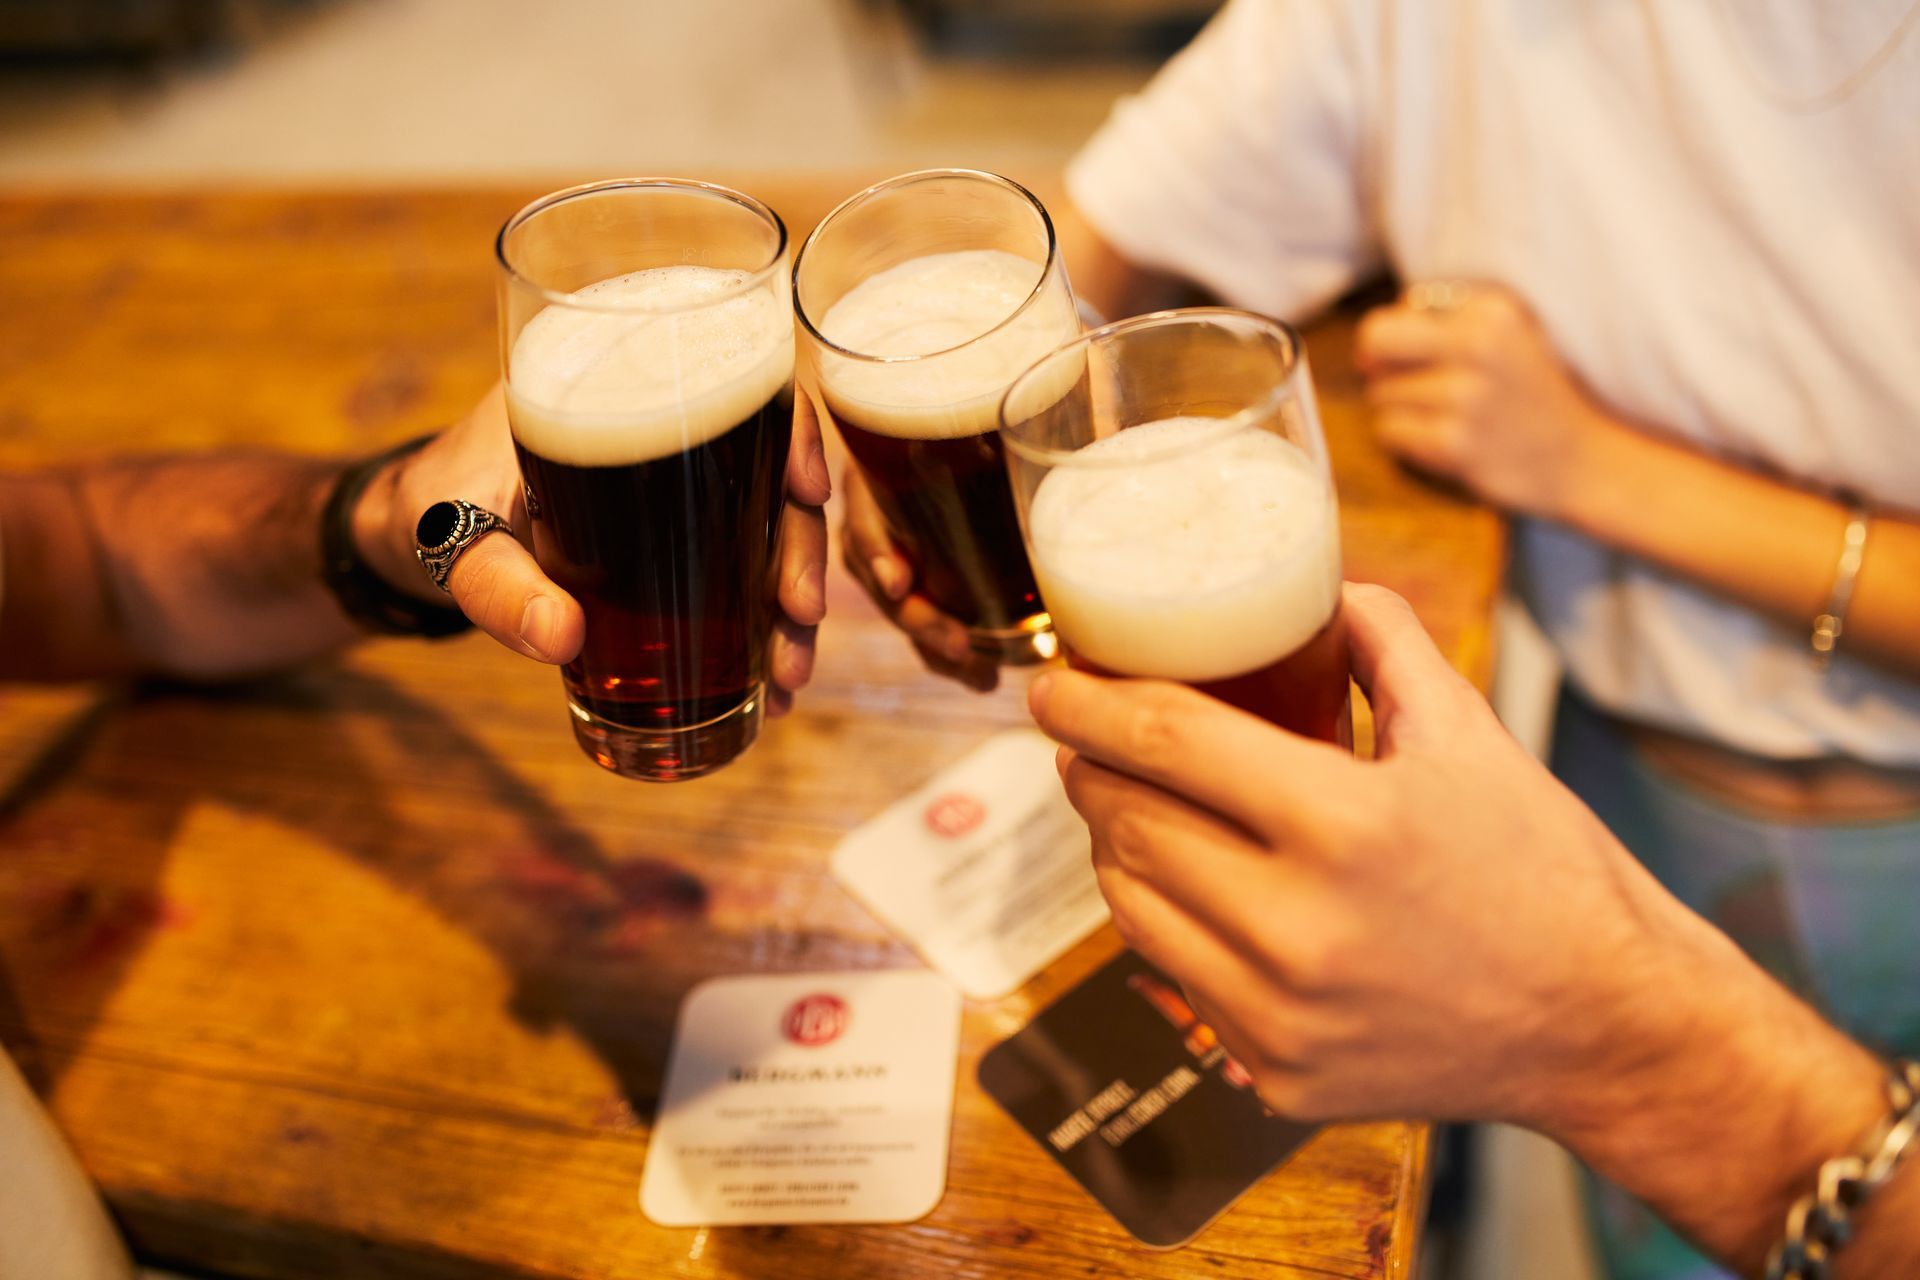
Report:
0,0,1213,182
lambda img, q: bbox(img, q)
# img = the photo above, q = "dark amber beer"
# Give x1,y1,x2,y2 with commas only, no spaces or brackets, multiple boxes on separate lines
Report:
1001,312,1351,745
832,419,1040,638
511,383,791,741
795,171,1080,663
498,181,794,780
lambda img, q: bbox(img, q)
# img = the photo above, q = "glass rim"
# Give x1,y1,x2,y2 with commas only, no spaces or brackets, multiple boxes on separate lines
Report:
997,307,1310,468
791,167,1061,365
494,177,789,315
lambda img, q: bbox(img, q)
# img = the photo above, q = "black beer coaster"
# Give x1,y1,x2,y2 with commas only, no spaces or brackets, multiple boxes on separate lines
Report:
978,950,1316,1248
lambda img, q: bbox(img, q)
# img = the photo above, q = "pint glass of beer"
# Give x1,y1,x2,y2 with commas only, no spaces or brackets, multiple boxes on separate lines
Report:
794,169,1080,665
496,180,794,781
1000,309,1351,744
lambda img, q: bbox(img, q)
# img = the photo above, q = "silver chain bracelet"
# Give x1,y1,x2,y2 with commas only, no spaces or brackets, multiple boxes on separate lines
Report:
1766,1060,1920,1280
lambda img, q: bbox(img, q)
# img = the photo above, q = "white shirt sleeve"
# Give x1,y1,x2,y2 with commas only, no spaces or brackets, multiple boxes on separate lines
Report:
1065,0,1380,321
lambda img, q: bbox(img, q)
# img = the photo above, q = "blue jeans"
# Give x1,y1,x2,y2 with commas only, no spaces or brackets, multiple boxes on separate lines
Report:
1550,691,1920,1280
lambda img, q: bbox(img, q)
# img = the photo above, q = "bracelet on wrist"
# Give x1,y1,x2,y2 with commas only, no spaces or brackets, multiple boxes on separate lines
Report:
1766,1059,1920,1280
319,433,473,639
1810,502,1870,670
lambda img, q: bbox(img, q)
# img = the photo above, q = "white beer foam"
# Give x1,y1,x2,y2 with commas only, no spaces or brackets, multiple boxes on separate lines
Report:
508,266,794,467
814,249,1079,440
1027,417,1341,682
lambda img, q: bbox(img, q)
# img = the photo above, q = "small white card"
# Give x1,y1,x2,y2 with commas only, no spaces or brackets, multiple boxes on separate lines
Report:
832,729,1109,1000
639,970,961,1226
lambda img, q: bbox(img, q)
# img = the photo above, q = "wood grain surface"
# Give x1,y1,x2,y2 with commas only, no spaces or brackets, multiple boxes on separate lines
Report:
0,180,1504,1280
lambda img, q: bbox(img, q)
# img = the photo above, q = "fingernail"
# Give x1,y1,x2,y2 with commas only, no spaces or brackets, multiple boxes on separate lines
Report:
872,557,907,600
518,594,558,658
944,627,975,665
807,433,831,496
1030,672,1055,716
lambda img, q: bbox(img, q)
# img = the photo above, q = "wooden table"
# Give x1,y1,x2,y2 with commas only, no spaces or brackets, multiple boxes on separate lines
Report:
0,181,1503,1280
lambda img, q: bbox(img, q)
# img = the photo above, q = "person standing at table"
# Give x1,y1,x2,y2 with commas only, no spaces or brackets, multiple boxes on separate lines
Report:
0,386,831,1277
841,3,1920,1276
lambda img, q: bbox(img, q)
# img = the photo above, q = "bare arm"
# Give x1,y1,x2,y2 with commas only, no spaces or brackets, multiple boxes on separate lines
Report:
1052,199,1194,324
0,387,831,693
1552,949,1914,1277
0,454,353,680
1561,415,1920,680
1358,290,1920,680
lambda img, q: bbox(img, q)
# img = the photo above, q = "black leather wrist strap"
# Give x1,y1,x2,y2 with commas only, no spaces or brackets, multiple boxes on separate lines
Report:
319,433,473,638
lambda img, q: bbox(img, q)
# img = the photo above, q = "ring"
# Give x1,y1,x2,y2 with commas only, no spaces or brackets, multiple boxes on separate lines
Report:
1406,278,1476,314
414,499,513,594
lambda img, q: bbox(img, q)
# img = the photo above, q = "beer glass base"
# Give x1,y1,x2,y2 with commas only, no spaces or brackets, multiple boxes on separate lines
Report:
567,686,764,783
969,614,1058,666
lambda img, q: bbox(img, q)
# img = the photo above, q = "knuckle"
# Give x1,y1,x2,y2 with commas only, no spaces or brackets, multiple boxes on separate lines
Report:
1464,319,1504,362
1450,372,1490,414
1123,691,1189,773
1103,807,1159,874
1280,934,1338,997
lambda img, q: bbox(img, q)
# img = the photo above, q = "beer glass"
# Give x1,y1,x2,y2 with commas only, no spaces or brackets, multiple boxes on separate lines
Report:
794,169,1079,665
1000,309,1351,744
497,179,794,780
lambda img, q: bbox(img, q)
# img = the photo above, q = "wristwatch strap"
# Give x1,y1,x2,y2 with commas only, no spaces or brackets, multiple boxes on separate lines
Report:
319,433,473,638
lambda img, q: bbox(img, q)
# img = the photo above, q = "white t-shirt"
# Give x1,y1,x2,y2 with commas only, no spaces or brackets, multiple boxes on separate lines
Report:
1067,0,1920,765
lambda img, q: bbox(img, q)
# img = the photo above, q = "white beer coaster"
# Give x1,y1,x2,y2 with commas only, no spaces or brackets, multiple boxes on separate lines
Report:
639,970,961,1226
832,728,1109,1000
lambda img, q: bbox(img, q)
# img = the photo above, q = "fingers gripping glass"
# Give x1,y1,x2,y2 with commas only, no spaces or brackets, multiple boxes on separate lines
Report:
999,308,1352,746
497,179,795,781
794,169,1082,666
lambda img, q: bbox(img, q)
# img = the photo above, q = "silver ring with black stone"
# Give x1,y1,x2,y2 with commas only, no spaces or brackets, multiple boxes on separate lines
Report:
414,499,512,594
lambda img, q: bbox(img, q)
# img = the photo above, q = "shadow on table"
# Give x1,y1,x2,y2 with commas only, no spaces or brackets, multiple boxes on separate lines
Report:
0,661,829,1116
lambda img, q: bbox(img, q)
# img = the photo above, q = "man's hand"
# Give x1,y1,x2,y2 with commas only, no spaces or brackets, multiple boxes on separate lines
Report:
1355,286,1612,518
1024,584,1911,1273
1026,582,1717,1129
356,386,830,715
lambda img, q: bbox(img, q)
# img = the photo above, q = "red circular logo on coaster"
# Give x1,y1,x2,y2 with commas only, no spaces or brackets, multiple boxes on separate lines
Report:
783,994,849,1047
924,792,986,839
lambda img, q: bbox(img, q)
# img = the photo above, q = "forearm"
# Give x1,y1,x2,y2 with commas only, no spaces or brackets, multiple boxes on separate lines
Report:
1540,920,1915,1276
1558,415,1920,680
1054,200,1195,323
0,454,361,681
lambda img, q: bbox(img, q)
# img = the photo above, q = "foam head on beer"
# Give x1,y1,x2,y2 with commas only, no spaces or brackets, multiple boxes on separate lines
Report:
508,265,795,465
1025,416,1342,683
813,248,1080,439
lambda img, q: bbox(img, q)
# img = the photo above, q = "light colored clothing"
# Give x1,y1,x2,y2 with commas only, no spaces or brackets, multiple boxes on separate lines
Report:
1066,0,1920,764
0,527,130,1277
1551,690,1920,1280
0,1053,134,1280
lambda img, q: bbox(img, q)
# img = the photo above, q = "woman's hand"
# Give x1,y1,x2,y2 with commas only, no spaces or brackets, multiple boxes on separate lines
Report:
1356,286,1614,519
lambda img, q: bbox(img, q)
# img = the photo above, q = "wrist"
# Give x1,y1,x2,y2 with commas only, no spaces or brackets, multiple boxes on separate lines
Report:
1537,401,1634,526
348,449,439,603
1530,918,1886,1271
